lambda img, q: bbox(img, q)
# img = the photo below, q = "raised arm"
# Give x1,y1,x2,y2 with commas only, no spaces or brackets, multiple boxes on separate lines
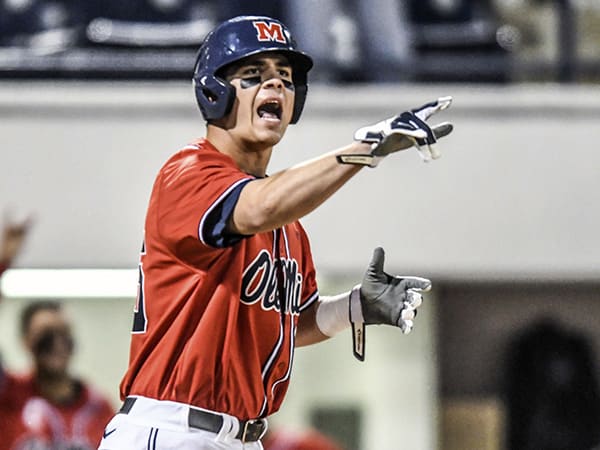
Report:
1,212,33,275
230,142,366,235
230,97,453,235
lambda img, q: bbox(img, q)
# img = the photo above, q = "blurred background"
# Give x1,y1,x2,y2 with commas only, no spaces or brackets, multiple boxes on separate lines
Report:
1,0,600,449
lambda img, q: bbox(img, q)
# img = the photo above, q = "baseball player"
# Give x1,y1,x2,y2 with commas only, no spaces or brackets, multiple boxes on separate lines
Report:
99,15,453,450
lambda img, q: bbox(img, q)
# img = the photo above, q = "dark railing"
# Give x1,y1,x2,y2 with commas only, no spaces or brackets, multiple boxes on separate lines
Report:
0,0,596,83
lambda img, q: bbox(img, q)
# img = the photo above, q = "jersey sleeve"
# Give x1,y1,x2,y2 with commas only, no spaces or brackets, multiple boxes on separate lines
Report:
156,148,254,251
199,177,253,248
296,222,319,313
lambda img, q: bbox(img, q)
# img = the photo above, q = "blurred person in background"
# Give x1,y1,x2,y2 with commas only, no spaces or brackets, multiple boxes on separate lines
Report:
284,0,413,82
262,425,345,450
214,0,413,83
506,319,600,450
216,0,282,21
5,300,115,450
0,213,33,450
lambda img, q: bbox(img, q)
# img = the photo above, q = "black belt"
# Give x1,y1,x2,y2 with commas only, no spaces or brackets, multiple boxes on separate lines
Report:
120,397,267,442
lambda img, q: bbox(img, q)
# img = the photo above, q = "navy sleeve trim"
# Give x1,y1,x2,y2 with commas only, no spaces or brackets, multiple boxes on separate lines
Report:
198,178,253,248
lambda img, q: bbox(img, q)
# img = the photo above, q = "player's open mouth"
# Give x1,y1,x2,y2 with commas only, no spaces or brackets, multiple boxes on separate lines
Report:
257,100,282,121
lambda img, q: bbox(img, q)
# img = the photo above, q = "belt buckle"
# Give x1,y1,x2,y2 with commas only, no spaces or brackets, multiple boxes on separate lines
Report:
240,419,266,443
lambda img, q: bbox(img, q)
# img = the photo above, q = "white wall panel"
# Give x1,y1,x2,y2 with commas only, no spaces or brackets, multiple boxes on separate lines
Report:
1,82,599,280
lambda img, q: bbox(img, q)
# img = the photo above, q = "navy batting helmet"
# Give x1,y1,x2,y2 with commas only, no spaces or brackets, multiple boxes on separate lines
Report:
193,15,313,124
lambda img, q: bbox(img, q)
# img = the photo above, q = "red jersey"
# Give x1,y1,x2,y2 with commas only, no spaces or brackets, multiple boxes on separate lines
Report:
120,139,319,420
1,373,114,450
0,370,28,450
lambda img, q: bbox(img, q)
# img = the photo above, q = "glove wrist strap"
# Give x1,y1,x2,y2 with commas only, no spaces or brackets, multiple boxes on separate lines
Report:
337,141,382,168
314,286,367,361
349,285,366,361
336,154,381,168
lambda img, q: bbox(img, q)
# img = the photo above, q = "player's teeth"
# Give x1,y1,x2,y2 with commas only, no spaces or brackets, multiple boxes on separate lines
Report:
258,102,280,119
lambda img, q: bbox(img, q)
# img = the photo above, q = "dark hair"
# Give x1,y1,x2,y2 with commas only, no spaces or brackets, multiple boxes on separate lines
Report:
20,300,62,337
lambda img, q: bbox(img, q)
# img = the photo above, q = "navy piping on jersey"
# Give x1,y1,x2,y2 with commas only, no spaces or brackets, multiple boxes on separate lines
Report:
298,289,319,313
259,230,286,417
260,307,285,382
258,312,285,418
260,226,314,417
269,227,297,400
199,177,254,248
278,223,319,314
281,223,291,256
270,308,296,402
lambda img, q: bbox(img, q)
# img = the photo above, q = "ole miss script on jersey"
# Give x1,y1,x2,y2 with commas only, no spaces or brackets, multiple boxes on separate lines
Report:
120,139,319,420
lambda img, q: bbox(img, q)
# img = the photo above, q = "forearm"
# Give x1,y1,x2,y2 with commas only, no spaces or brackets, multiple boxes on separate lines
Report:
231,141,370,234
295,253,430,360
295,290,360,347
295,301,330,347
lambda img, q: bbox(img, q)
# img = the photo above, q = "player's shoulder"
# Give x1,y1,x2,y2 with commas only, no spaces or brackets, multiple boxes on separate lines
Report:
160,138,233,176
162,138,208,166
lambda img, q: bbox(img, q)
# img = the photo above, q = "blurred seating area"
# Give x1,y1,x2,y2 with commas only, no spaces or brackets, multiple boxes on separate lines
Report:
0,0,599,82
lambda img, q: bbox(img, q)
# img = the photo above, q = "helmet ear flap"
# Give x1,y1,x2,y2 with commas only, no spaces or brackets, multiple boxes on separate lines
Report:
291,83,307,124
193,75,236,121
290,69,308,124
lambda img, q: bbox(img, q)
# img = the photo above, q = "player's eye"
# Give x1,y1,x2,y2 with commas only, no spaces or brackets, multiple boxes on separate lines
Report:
242,67,259,76
235,66,261,88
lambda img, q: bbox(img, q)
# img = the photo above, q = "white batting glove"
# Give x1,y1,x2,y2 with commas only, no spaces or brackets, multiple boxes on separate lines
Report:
339,96,453,167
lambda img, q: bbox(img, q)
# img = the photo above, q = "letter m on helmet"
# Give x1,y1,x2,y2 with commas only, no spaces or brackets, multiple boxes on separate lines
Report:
253,20,287,44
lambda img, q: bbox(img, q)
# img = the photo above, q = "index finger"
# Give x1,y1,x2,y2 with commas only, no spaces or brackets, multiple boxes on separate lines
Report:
397,276,432,292
413,96,453,121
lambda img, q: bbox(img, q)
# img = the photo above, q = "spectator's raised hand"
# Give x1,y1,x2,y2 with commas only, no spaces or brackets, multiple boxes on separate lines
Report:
1,210,34,266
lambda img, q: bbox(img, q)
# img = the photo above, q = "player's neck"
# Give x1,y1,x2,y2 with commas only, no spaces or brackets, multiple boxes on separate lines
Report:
207,126,272,177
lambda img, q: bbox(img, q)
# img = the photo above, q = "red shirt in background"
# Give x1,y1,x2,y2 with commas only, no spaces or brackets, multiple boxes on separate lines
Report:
263,428,345,450
1,373,114,450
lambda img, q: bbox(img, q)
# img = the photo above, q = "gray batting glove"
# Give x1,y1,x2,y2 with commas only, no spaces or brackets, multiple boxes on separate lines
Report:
353,96,453,164
359,247,431,334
